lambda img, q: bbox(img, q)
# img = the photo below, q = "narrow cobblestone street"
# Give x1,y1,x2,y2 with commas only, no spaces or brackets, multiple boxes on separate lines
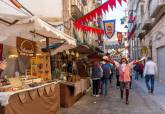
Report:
59,82,165,114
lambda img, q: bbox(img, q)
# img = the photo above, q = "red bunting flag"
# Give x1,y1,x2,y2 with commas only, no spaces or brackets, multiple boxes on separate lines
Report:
118,0,122,6
74,0,126,35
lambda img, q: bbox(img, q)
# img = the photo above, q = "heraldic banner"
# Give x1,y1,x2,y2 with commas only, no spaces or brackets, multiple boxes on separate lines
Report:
103,20,116,39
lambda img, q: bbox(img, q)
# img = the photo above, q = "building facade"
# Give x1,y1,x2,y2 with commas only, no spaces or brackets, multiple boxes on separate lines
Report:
128,0,165,80
63,0,101,46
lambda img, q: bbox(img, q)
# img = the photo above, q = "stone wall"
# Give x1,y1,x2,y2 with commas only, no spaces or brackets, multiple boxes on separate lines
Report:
144,15,165,64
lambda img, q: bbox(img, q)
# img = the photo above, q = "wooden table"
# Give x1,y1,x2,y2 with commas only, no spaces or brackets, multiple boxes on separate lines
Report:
0,82,60,114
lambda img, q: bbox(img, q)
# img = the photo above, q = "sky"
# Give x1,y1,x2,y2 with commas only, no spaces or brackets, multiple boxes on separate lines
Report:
102,0,128,44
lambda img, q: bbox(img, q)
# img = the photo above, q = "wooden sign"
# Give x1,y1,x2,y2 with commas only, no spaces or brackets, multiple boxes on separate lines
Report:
16,37,36,56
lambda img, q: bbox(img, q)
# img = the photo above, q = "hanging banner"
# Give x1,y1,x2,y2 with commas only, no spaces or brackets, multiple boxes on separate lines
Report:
16,37,36,56
103,20,116,39
117,32,123,45
0,43,3,60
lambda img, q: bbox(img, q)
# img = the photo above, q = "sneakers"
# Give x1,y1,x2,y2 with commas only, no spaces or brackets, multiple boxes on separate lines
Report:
96,95,100,97
92,94,100,97
92,94,96,97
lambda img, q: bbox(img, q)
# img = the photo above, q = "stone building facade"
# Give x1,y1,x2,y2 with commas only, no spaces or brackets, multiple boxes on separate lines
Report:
63,0,100,45
128,0,165,80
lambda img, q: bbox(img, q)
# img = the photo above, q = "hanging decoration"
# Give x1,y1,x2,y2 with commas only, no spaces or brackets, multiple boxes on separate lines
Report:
128,10,137,23
117,32,123,45
74,0,127,34
75,0,126,24
103,20,116,39
74,23,104,35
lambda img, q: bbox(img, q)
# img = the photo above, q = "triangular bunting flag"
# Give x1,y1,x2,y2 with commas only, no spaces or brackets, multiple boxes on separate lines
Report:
118,0,122,6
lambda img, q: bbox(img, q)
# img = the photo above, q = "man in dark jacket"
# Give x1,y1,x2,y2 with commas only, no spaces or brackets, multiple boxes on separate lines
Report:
134,61,141,80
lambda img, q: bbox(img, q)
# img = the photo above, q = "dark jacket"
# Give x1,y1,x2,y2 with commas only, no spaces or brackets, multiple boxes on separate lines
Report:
91,65,103,80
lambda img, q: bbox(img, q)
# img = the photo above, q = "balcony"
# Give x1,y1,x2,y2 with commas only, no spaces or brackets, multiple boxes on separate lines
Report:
71,5,83,20
149,0,165,18
142,19,153,30
142,12,154,31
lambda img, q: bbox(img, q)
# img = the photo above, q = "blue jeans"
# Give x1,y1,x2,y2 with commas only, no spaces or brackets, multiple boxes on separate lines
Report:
145,75,154,93
102,79,110,96
135,71,139,80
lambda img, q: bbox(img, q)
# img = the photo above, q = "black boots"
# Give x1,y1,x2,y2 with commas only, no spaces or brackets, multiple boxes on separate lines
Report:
120,89,123,100
126,89,129,105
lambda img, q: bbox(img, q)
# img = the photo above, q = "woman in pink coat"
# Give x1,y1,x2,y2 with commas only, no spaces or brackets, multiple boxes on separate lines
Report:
110,57,135,105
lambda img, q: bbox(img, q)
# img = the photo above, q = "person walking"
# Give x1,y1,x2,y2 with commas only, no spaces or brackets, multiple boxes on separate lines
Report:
134,61,141,80
91,61,103,97
101,56,111,96
116,66,120,88
139,61,144,78
144,57,157,94
109,57,135,105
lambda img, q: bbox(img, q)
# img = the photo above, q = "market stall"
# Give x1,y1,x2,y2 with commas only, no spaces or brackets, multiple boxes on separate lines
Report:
50,45,92,107
0,81,60,114
0,15,76,113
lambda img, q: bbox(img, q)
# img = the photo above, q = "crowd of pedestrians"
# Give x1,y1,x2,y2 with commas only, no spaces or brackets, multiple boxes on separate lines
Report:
90,55,157,105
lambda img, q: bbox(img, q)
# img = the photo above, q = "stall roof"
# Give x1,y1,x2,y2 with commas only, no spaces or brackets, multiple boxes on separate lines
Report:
70,45,94,55
0,15,77,46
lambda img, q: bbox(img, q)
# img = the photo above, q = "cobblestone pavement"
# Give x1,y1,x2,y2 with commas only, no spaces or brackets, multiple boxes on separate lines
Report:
58,83,165,114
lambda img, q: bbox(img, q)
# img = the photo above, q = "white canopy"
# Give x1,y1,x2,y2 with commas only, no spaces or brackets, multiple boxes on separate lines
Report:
0,16,76,46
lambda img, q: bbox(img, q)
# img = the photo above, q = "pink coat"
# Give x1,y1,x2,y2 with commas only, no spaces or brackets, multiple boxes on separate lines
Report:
118,65,131,82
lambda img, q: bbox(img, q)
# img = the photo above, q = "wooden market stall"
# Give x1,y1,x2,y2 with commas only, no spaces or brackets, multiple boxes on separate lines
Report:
0,16,76,113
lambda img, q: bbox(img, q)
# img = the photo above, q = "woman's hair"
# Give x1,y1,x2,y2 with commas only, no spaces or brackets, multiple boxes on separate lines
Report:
120,58,128,64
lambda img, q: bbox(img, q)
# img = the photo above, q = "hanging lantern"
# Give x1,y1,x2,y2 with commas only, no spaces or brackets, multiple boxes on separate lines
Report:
36,47,42,56
76,52,79,58
71,51,75,56
36,42,42,56
8,48,18,58
66,50,70,55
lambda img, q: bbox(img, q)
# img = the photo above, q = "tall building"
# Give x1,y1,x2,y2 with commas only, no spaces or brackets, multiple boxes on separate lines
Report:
128,0,165,81
63,0,101,46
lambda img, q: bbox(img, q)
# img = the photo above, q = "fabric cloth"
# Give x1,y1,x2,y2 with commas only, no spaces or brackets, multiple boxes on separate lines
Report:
0,92,14,106
92,79,100,95
144,60,157,76
0,83,60,114
0,81,60,106
145,74,155,93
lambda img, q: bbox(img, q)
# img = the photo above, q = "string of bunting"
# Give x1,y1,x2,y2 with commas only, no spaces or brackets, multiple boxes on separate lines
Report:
74,0,127,35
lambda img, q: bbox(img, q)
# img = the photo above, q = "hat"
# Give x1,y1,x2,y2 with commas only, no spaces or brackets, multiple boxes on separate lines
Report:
102,56,108,60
